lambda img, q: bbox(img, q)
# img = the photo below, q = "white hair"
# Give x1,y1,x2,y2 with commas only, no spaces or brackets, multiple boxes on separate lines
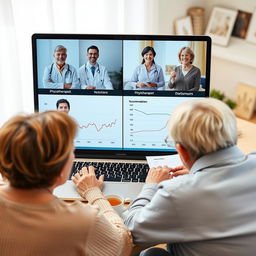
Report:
169,98,237,159
54,45,67,53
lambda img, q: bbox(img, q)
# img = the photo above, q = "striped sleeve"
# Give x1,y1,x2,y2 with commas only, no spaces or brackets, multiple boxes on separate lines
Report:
85,207,133,256
84,187,133,256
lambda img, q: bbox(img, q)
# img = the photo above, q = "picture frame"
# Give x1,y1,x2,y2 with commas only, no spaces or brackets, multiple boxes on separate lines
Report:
174,16,193,35
246,9,256,44
205,7,238,46
232,10,252,39
165,65,176,75
234,83,256,120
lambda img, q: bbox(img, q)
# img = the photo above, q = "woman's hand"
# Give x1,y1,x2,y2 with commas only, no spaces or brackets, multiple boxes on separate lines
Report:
136,83,146,88
145,166,171,184
72,166,104,196
147,82,157,88
170,71,176,79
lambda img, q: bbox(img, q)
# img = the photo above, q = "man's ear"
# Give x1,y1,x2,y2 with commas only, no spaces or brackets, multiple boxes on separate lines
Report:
176,143,194,170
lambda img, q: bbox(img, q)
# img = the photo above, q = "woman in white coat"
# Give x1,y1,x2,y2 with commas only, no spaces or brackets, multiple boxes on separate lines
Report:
126,46,165,91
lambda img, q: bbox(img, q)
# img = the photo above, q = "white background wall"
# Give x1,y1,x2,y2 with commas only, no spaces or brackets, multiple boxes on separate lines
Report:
1,0,256,125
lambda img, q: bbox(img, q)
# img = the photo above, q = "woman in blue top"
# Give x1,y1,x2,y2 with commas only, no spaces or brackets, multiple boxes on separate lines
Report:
127,46,165,90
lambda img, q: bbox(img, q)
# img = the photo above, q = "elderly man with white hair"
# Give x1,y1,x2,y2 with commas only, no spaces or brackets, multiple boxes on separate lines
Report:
125,98,256,256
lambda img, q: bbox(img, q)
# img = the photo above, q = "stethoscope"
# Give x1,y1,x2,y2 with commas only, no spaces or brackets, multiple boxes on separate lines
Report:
49,63,72,80
85,65,101,75
142,65,159,78
153,69,159,75
142,63,159,75
84,65,102,84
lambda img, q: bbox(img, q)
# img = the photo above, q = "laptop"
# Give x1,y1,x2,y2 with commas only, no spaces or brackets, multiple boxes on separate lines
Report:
32,34,211,201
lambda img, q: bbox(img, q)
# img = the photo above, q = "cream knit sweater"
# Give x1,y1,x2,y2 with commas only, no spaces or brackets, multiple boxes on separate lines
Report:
0,187,133,256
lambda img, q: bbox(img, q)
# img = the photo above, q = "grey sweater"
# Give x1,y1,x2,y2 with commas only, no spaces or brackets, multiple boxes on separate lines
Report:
124,147,256,256
168,65,201,91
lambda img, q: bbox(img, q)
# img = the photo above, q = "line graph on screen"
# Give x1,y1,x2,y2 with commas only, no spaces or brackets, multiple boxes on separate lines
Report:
38,94,122,149
123,96,190,150
78,119,117,132
73,96,122,148
130,109,169,134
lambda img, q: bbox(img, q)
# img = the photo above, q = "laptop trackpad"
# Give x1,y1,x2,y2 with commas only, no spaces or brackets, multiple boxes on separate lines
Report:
53,180,144,201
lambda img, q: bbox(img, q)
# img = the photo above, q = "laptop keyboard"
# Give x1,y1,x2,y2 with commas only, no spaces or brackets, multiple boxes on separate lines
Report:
69,161,150,182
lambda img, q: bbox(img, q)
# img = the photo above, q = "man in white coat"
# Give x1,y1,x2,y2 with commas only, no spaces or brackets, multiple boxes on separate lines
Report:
79,45,113,90
43,45,79,89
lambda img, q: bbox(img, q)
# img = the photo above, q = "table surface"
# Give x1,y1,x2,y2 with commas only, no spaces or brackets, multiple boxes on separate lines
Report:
236,117,256,154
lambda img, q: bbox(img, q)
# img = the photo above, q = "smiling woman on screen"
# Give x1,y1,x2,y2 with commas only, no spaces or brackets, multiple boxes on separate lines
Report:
168,46,201,91
126,46,165,90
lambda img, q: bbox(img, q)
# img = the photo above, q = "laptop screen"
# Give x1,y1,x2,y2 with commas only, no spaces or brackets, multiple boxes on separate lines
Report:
32,34,211,159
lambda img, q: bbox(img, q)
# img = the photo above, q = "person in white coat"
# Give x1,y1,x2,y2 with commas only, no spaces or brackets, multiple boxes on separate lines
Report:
125,46,165,91
43,45,80,89
79,45,113,90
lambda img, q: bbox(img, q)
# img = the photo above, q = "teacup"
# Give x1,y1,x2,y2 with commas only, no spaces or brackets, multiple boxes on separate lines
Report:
105,194,129,218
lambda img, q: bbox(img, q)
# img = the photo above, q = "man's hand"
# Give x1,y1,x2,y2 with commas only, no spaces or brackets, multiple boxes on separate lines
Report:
145,166,171,184
170,165,189,177
85,85,96,89
72,166,104,197
64,83,72,89
145,165,189,184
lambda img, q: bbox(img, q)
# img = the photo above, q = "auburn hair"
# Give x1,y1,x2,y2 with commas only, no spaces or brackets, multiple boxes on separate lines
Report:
0,111,77,189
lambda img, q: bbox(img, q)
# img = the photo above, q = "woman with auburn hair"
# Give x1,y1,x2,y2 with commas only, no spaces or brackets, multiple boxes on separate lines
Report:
0,111,132,256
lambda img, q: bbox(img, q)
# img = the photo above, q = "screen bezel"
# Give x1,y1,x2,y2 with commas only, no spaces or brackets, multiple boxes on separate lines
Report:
32,33,211,160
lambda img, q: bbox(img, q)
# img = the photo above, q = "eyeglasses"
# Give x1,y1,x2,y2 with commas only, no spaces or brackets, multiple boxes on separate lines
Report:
164,136,175,148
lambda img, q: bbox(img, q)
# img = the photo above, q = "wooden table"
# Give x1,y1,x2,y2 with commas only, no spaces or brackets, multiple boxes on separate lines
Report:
236,117,256,154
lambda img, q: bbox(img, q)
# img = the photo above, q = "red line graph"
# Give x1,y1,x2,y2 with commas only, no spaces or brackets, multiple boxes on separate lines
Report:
130,108,169,134
130,120,169,134
79,119,117,132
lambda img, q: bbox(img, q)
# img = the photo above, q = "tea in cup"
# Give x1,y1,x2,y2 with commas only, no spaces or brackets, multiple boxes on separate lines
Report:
107,196,123,206
105,194,128,217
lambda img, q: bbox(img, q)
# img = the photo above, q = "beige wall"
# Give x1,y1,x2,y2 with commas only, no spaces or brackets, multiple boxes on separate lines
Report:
154,0,256,100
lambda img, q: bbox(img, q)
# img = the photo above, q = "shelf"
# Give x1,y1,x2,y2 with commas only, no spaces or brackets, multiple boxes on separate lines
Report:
212,37,256,68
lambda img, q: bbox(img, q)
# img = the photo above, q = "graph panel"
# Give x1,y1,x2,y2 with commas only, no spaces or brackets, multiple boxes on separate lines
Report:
38,94,122,149
123,96,198,151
